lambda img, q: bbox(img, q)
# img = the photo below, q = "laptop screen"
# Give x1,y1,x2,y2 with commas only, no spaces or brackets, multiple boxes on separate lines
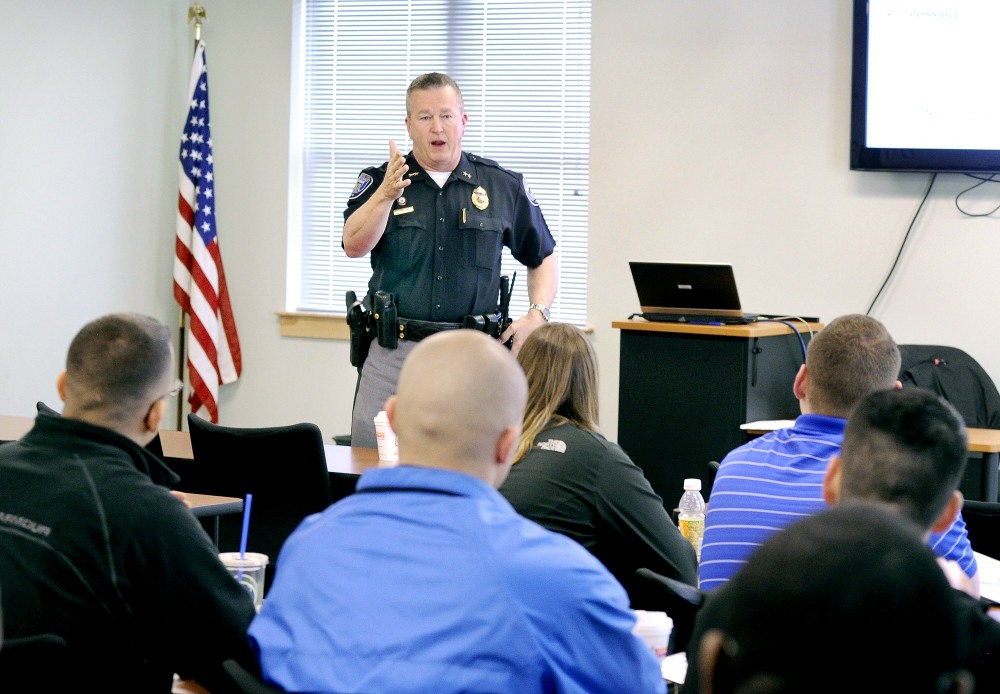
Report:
629,262,746,320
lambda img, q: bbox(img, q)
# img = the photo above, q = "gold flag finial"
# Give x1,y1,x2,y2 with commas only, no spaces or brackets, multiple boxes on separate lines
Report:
187,3,207,42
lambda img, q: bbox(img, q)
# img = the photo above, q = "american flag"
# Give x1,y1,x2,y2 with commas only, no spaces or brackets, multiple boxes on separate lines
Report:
174,41,241,424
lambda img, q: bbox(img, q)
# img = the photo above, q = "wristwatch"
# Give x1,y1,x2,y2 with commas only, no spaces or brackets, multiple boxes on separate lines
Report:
529,303,550,322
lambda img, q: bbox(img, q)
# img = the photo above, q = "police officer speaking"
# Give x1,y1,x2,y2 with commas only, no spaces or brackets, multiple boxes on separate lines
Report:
343,72,558,449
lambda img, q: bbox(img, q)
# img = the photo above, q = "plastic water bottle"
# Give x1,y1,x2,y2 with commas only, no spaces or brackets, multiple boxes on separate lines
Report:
678,478,706,561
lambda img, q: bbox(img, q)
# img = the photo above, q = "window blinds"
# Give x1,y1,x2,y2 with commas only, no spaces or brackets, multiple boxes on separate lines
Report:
288,0,591,326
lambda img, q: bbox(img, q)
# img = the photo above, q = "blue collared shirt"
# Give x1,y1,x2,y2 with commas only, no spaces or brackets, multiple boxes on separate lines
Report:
699,414,977,591
249,465,665,693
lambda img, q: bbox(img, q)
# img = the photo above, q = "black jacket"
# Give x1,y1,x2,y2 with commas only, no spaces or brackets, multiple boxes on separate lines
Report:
499,422,698,606
0,413,256,692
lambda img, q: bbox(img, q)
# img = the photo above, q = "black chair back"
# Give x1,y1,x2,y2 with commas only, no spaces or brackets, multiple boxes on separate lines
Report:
705,460,720,500
898,345,1000,429
632,568,705,655
898,345,1000,500
176,414,334,592
961,499,1000,560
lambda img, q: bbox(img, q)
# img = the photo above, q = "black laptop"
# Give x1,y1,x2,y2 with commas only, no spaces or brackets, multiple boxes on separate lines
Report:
629,261,760,324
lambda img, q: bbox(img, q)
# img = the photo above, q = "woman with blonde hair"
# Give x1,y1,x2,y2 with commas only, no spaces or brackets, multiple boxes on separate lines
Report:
499,323,697,606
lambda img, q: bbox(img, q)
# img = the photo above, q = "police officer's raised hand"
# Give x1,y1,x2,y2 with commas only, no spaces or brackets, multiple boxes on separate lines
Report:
380,139,410,202
344,140,411,257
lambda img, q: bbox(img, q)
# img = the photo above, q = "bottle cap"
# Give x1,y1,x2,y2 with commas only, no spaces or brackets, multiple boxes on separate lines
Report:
683,478,702,491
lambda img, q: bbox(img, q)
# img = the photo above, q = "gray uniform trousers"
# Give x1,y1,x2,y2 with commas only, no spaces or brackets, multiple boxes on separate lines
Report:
350,340,419,449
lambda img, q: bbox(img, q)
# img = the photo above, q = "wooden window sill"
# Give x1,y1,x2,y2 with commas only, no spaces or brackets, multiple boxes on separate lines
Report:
277,312,348,340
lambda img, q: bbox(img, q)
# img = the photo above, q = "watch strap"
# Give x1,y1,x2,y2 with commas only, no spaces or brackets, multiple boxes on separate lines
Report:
529,303,550,321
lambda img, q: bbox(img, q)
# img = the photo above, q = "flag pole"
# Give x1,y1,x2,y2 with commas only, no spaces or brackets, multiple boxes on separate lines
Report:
177,3,207,430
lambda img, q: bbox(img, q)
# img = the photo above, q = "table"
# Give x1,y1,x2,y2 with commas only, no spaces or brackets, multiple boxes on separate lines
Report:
172,676,210,694
187,492,244,548
743,420,1000,502
0,414,31,442
613,318,822,507
187,492,244,518
968,429,1000,502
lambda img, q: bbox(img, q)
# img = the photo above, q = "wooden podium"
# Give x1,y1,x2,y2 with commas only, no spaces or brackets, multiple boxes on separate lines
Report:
613,318,822,508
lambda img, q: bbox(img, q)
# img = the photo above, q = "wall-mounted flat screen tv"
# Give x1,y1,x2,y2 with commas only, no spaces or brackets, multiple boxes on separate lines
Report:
851,0,1000,173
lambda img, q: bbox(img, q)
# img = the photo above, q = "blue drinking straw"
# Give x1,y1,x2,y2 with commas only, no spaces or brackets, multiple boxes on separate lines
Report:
239,493,253,559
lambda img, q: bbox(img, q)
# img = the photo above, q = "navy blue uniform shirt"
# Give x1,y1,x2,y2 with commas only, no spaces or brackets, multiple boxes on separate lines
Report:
345,151,555,322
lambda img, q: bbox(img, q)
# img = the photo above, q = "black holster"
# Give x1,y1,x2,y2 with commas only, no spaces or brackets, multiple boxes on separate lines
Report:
346,291,375,368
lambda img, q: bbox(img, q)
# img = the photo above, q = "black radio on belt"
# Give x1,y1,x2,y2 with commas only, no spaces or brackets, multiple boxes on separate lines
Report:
374,290,398,350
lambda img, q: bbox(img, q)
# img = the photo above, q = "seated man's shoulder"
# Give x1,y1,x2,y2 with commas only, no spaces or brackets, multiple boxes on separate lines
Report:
88,463,198,535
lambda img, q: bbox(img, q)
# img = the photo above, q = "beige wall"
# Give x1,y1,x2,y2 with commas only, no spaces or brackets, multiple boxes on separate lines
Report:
4,1,999,447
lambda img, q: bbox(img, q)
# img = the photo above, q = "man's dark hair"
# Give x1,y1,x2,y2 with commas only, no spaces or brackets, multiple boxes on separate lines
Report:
700,504,969,694
840,387,968,529
65,312,172,425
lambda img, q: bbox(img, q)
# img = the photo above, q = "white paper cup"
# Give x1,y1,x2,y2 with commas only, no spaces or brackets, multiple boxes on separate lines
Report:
220,551,269,611
374,410,399,465
632,609,673,661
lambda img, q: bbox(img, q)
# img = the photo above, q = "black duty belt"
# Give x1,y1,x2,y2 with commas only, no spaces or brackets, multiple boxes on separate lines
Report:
397,318,464,342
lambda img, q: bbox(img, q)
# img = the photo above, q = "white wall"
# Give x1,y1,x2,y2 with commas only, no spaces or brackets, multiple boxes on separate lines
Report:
0,0,189,416
3,1,999,444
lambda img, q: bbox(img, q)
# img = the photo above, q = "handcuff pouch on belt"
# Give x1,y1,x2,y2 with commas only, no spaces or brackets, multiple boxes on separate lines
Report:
374,290,398,350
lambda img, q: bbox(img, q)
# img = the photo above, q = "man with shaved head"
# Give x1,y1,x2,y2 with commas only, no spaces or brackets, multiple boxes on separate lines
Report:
250,330,665,693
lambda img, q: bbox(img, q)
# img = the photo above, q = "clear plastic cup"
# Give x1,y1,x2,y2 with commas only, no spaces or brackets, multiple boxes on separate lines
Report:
219,551,269,611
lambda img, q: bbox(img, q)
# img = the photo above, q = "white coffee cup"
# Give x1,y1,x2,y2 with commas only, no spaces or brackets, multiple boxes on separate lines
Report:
373,410,399,465
632,609,673,661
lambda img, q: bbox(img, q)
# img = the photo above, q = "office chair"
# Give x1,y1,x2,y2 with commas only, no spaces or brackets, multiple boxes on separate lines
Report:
0,633,75,688
632,568,706,655
221,659,287,694
898,345,1000,500
960,499,1000,560
178,415,334,593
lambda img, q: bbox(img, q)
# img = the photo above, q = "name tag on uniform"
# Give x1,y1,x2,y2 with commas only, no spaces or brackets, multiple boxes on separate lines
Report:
392,206,414,216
